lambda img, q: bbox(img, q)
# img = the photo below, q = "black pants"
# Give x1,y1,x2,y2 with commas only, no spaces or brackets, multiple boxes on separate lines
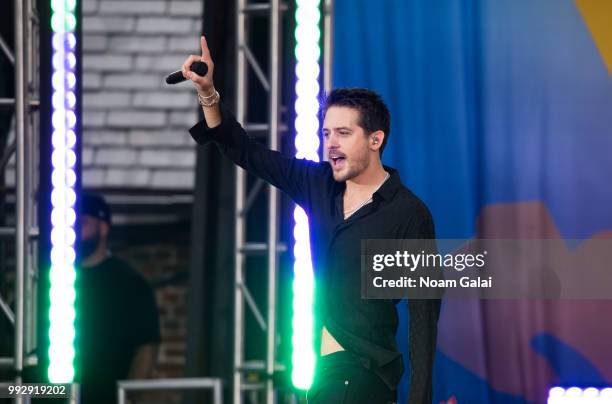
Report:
306,351,396,404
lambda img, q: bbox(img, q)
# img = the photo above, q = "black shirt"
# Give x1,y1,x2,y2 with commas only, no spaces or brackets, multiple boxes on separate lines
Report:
190,105,440,402
77,256,160,404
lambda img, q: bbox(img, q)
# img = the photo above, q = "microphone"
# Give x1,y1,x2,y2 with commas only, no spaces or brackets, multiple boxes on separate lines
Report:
165,61,208,85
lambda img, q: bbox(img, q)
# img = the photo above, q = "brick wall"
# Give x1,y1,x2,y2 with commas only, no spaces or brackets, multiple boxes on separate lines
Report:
2,1,205,398
81,1,203,389
3,0,202,190
113,234,190,404
114,241,189,378
82,0,202,190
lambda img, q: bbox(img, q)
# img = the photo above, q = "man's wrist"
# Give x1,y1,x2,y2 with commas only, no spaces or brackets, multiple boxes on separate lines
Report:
198,89,220,107
198,87,216,98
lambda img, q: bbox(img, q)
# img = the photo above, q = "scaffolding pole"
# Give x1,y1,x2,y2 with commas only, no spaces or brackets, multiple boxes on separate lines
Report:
233,1,286,403
232,0,333,402
323,0,334,96
0,1,41,400
14,0,27,389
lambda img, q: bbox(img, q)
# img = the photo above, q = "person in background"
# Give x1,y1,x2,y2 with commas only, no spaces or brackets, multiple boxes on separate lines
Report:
77,192,160,404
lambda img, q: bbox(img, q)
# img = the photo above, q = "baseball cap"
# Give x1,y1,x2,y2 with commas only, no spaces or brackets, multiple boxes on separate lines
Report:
79,192,112,224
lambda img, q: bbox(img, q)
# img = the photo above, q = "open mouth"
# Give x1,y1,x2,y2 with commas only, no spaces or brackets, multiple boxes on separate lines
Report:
330,155,346,169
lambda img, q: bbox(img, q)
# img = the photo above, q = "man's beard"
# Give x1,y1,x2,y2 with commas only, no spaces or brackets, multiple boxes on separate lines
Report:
333,150,370,182
77,234,101,262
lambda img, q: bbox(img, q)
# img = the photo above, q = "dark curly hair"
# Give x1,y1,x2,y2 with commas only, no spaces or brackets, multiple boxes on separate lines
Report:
321,88,391,156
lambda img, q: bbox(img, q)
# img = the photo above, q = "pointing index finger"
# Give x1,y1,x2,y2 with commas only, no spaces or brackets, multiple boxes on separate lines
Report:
200,36,210,59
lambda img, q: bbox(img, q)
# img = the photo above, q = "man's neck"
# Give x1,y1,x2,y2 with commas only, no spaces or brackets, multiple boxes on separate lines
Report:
345,162,388,196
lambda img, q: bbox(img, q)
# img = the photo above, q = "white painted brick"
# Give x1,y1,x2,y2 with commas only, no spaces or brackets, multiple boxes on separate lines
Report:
104,73,163,89
83,35,107,51
140,149,196,167
168,1,202,16
83,130,128,146
169,110,198,126
95,148,138,166
99,1,166,15
107,111,166,128
83,73,102,89
79,0,207,190
83,16,135,33
151,169,195,189
82,147,96,167
82,0,98,15
134,54,190,72
109,36,166,53
132,91,193,109
82,168,106,187
106,168,151,187
128,130,187,146
167,35,200,52
83,54,132,71
84,91,132,108
83,111,106,128
135,18,194,34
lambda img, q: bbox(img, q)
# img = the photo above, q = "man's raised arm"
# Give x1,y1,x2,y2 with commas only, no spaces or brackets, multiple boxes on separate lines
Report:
181,36,327,209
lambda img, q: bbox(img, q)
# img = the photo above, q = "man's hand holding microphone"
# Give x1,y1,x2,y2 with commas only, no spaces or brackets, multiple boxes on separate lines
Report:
181,35,221,128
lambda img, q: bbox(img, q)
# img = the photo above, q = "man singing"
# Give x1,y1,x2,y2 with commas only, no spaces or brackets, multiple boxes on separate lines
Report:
184,36,440,404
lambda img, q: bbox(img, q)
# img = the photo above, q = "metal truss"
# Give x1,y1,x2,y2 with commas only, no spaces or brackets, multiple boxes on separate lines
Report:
232,0,334,403
0,0,42,397
233,0,286,403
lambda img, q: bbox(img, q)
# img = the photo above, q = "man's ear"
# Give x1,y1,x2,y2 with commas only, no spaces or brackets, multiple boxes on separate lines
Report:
370,130,385,151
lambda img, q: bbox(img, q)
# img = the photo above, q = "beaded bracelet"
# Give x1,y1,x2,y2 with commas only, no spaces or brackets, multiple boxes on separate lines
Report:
198,90,220,107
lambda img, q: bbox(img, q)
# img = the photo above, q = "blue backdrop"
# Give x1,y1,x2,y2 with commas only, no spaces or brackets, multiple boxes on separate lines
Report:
333,0,612,402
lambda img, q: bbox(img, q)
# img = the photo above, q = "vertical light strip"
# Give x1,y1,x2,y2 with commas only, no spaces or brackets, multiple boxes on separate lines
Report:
292,0,321,390
49,0,77,383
